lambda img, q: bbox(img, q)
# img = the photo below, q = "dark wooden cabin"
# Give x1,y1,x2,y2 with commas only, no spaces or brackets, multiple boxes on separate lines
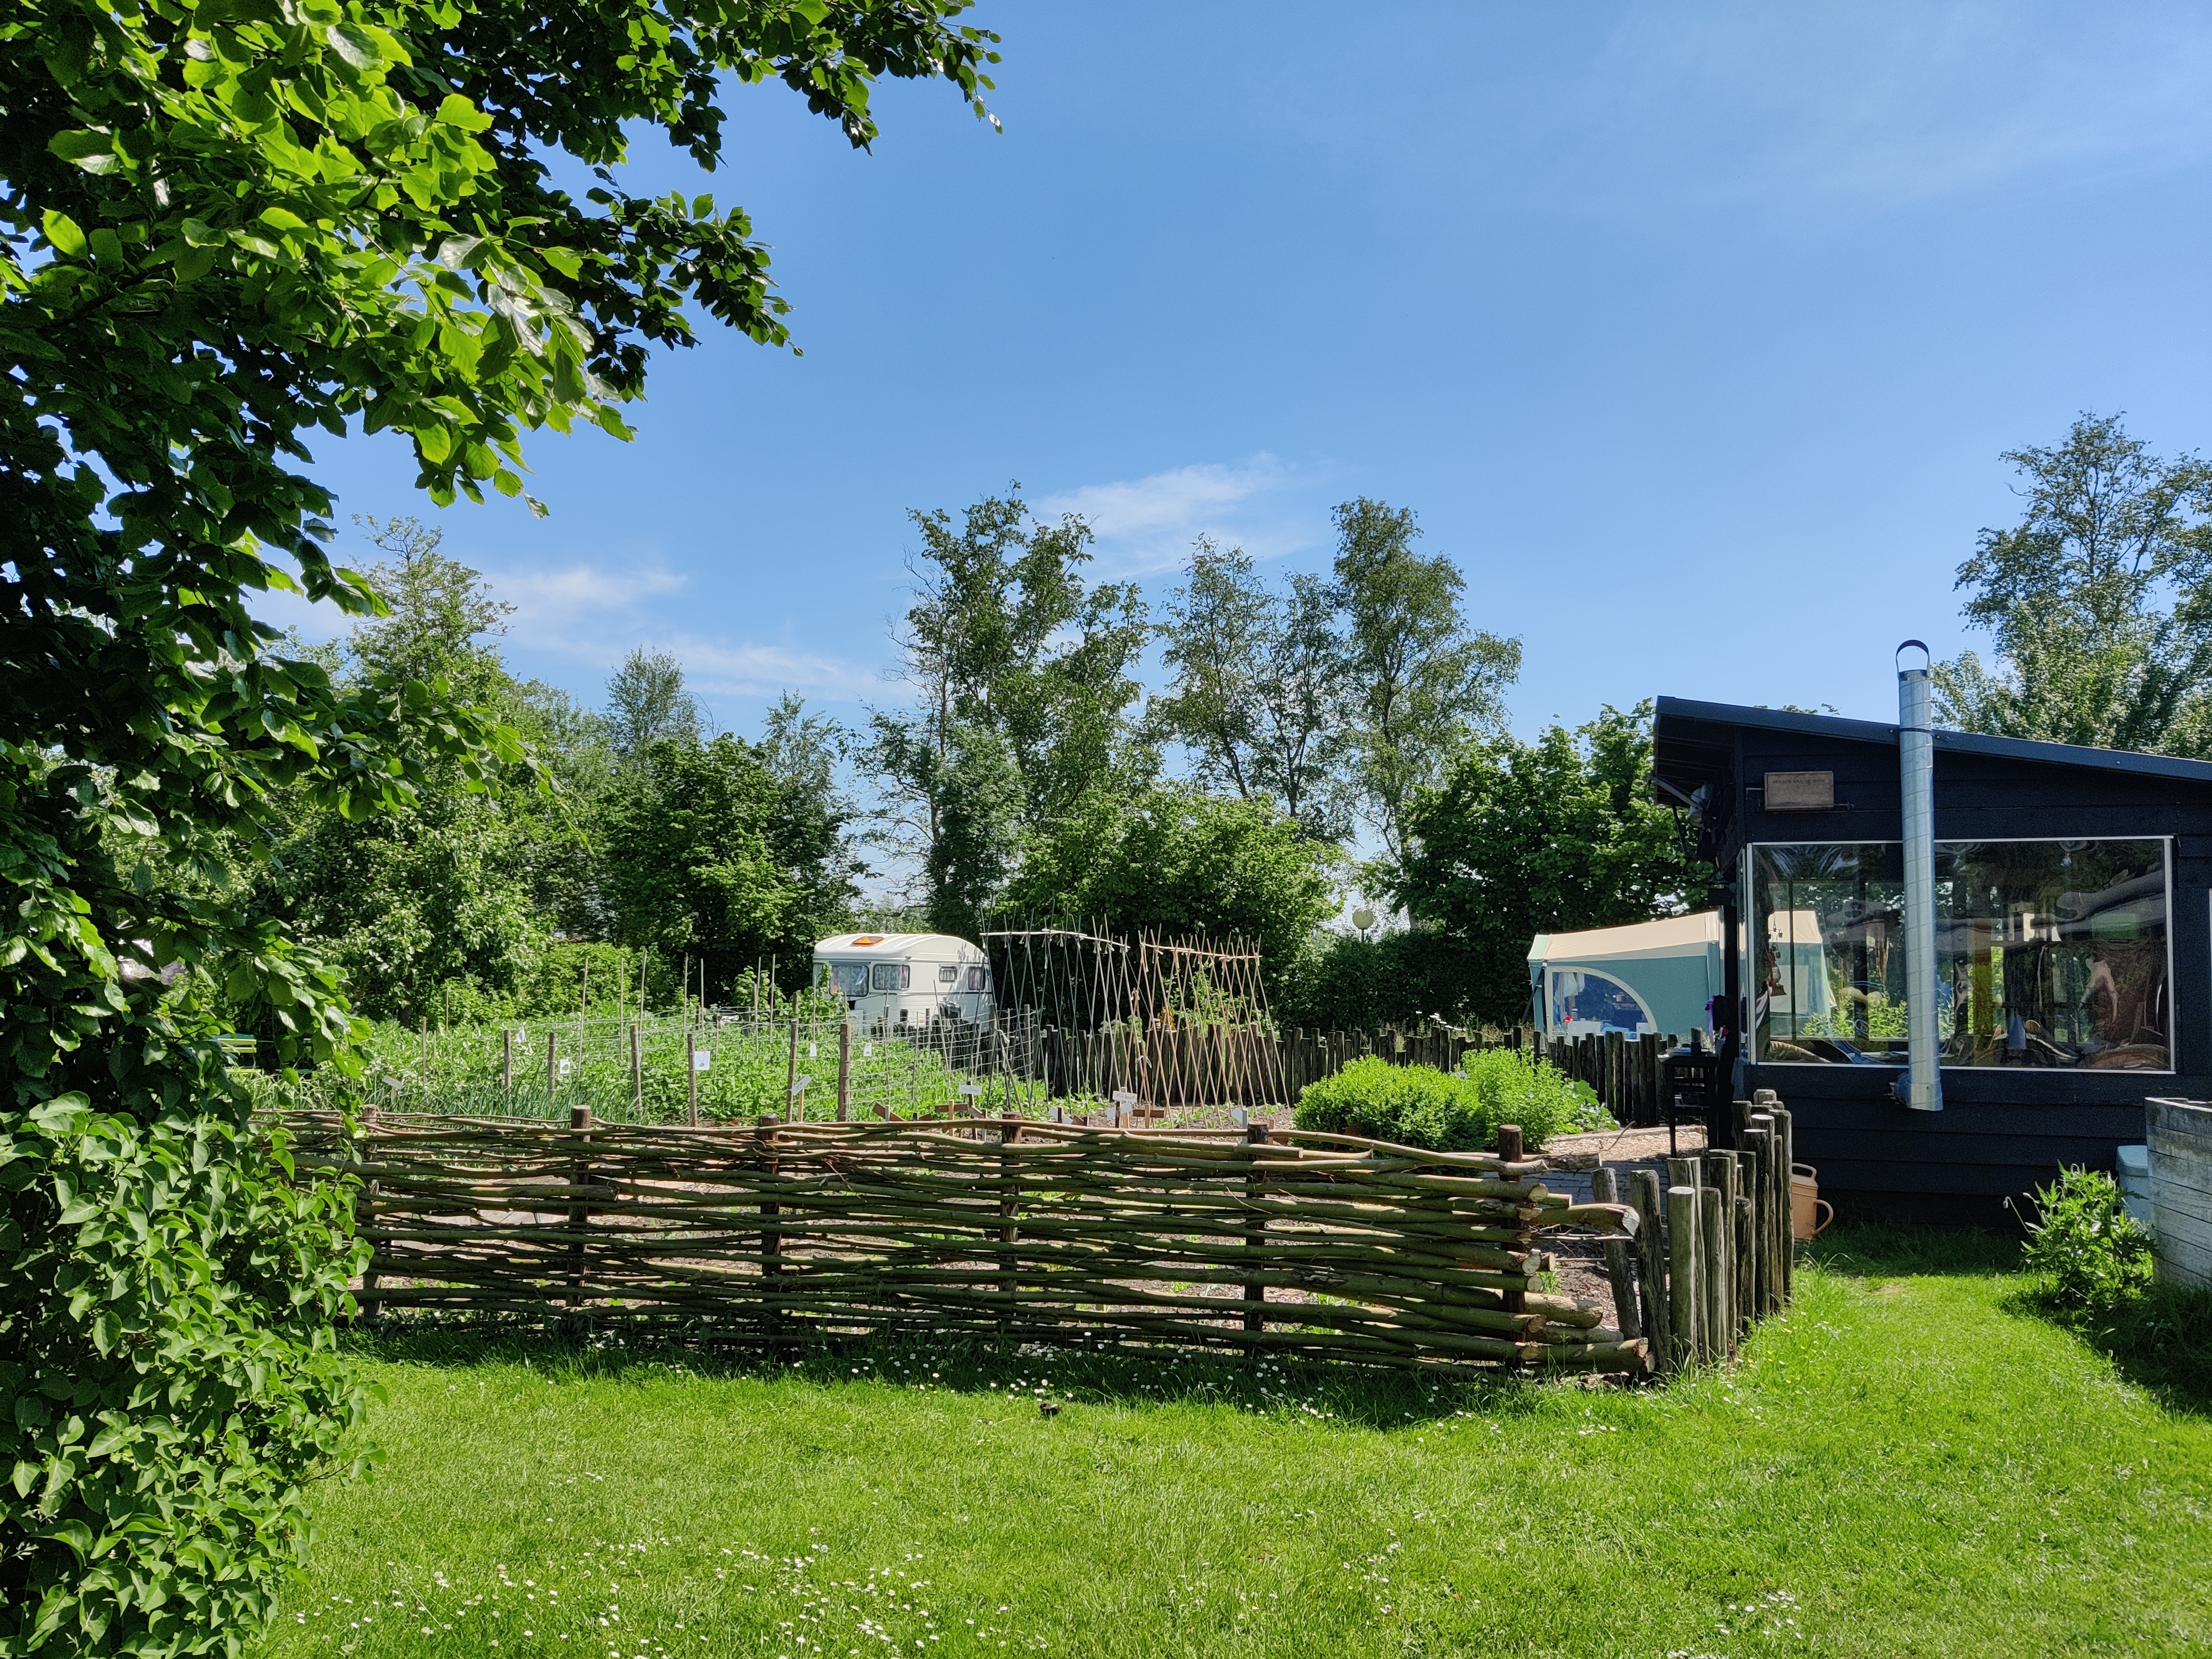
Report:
1652,696,2212,1224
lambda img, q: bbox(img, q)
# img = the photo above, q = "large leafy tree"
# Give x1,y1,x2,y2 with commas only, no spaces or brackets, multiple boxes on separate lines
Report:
600,735,859,999
607,645,705,764
1150,538,1353,843
1390,703,1707,1025
1934,414,2212,755
0,0,997,1650
1331,498,1521,879
1004,786,1339,1005
867,487,1152,932
248,518,557,1022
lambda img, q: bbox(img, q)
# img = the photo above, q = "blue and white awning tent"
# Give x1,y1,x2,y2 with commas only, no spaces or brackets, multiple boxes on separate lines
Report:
1529,911,1833,1040
1528,913,1726,1040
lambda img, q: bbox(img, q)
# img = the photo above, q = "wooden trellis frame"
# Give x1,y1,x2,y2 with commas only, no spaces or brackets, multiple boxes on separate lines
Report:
982,917,1286,1108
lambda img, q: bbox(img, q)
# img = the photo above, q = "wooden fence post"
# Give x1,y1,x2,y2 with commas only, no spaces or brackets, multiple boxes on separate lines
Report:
1770,1110,1787,1310
757,1114,782,1342
1666,1182,1700,1370
1498,1124,1525,1319
1629,1168,1669,1366
999,1114,1020,1330
837,1021,852,1121
566,1103,593,1308
686,1031,698,1126
629,1020,642,1114
546,1030,558,1113
785,1016,800,1122
1698,1182,1726,1364
1743,1120,1773,1315
1707,1151,1739,1354
356,1103,382,1322
1592,1166,1641,1340
1244,1118,1271,1344
502,1027,513,1112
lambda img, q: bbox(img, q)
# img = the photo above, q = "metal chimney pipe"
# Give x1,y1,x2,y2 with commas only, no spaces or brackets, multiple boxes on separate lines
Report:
1896,641,1943,1112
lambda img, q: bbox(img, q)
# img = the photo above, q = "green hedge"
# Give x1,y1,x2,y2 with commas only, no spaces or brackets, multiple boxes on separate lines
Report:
1291,1051,1605,1151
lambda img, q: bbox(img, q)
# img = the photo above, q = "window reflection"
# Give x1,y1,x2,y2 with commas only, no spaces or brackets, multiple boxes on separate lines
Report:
1754,839,2169,1070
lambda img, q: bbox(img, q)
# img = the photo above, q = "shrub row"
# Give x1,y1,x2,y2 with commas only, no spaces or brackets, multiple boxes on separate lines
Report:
1289,1051,1606,1152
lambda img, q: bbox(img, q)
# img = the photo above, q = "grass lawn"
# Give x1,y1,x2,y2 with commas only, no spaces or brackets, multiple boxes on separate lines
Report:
255,1228,2212,1659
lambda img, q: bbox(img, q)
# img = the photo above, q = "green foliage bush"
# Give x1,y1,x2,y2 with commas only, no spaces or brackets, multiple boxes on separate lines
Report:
2,1087,371,1653
2,0,994,1647
2015,1166,2154,1312
1291,1051,1605,1151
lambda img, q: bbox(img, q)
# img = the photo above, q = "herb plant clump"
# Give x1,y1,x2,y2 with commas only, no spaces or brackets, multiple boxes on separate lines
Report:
1292,1051,1604,1151
2016,1166,2154,1312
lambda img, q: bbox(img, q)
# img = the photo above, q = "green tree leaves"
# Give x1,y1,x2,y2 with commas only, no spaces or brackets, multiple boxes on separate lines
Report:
2,0,998,1647
1390,703,1707,1024
1332,498,1521,881
1005,787,1338,1003
1934,414,2212,756
599,735,859,994
867,487,1152,932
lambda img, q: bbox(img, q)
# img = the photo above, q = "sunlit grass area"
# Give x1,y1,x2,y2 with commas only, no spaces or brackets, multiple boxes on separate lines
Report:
258,1228,2212,1659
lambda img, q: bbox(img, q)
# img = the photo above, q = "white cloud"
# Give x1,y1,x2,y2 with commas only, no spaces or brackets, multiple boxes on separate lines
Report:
485,563,877,703
489,561,686,641
655,635,878,703
1037,455,1310,577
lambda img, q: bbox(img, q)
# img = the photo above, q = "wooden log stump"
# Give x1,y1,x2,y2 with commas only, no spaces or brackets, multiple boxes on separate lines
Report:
1629,1169,1670,1368
1770,1110,1787,1310
1697,1182,1725,1365
1666,1182,1700,1371
1590,1166,1642,1341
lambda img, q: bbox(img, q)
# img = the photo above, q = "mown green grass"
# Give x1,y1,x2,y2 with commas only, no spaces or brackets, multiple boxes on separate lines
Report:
258,1228,2212,1659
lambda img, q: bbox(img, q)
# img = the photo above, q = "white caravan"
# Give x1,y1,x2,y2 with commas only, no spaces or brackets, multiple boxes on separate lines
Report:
813,933,993,1031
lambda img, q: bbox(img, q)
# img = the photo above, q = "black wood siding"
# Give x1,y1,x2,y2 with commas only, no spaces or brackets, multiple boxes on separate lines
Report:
1659,705,2212,1222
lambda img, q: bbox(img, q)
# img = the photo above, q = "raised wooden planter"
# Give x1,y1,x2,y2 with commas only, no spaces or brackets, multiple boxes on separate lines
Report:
2145,1099,2212,1288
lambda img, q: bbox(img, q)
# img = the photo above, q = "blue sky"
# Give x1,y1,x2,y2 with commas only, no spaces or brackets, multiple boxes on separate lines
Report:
276,1,2212,742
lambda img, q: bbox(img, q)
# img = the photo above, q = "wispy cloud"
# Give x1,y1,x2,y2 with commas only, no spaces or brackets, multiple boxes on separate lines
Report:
488,563,877,703
655,635,878,703
1037,455,1310,577
487,560,686,647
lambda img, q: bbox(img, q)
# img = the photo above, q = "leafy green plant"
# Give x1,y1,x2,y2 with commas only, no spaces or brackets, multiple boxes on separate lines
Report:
2014,1166,2153,1312
1459,1047,1611,1143
1291,1051,1598,1151
2,0,998,1649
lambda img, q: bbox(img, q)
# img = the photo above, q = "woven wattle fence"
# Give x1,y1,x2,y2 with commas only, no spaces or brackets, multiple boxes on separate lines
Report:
287,1113,1650,1373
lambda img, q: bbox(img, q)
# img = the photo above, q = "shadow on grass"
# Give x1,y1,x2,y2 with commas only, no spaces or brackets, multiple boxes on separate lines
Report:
1796,1223,2212,1414
1801,1220,2022,1280
1997,1280,2212,1416
342,1316,1591,1430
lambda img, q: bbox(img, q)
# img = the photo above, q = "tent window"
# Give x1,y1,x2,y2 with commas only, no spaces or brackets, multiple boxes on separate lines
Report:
1548,968,1655,1036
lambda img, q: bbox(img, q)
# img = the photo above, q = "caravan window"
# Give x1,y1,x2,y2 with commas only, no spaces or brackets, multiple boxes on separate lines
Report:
1752,839,2171,1070
1549,968,1654,1036
870,962,911,993
826,962,869,999
966,966,988,993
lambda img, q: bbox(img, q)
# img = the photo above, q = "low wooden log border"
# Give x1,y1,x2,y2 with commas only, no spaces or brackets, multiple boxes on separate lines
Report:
289,1112,1650,1374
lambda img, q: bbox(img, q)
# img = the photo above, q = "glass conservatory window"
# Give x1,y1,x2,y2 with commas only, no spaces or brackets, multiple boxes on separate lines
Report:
1548,967,1656,1036
1752,839,2170,1070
